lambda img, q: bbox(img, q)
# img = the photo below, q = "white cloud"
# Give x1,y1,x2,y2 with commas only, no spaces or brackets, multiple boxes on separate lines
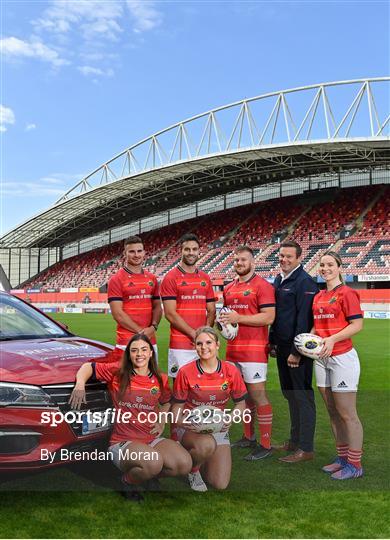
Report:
127,1,163,33
33,0,124,42
25,123,37,132
2,173,84,197
0,105,15,132
2,182,66,197
78,65,114,77
0,36,69,66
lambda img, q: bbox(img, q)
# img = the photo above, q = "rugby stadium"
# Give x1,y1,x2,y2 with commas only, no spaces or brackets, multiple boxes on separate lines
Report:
1,78,389,539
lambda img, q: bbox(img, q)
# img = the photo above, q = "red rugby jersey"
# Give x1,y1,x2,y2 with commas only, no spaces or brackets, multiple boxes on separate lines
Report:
172,359,247,410
108,267,160,346
160,265,216,350
312,284,363,355
93,362,171,445
223,274,275,363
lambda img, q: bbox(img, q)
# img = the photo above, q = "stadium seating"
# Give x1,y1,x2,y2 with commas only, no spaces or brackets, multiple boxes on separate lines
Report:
22,185,388,289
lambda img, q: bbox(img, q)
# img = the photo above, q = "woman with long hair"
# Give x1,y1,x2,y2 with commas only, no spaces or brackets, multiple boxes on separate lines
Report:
312,251,364,480
69,333,191,501
171,326,248,492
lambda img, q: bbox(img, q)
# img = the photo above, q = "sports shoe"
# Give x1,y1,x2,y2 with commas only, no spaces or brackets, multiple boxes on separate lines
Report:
231,436,257,449
188,471,208,492
244,443,273,461
322,456,347,473
331,462,363,480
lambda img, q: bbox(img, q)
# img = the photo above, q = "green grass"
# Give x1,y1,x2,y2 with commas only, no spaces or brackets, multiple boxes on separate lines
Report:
1,316,389,538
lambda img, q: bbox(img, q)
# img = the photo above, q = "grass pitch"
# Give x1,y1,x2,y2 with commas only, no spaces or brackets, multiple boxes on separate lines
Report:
0,316,389,538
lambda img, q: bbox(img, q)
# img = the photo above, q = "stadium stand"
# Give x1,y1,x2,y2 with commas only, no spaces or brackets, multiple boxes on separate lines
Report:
22,185,389,289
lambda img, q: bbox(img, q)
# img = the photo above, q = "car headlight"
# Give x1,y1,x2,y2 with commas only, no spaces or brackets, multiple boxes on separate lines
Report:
0,383,53,407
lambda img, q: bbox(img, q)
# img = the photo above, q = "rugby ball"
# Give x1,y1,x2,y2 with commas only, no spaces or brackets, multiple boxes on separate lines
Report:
294,333,324,360
216,307,239,341
187,405,225,434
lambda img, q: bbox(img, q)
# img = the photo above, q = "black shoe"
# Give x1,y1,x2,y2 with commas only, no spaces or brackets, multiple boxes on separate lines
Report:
121,488,144,502
144,478,162,492
244,443,273,461
231,436,257,449
120,479,144,503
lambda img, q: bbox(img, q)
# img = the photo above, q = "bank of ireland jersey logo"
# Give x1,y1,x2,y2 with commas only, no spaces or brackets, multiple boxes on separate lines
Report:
221,380,229,391
150,386,159,395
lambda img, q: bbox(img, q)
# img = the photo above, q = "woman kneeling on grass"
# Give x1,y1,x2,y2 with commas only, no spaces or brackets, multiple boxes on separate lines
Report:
313,251,364,480
69,333,192,502
171,326,248,492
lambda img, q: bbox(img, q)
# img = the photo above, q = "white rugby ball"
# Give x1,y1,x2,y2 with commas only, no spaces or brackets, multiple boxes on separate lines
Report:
216,307,239,341
294,333,324,360
187,405,225,434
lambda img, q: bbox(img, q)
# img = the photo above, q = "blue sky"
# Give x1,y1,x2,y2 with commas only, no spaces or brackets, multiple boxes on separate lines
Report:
1,0,389,235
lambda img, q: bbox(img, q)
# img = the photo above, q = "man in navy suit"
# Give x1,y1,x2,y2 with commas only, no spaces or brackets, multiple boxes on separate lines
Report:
270,241,319,463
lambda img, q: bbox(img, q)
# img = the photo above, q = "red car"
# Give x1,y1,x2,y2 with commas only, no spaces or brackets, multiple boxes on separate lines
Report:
0,292,114,471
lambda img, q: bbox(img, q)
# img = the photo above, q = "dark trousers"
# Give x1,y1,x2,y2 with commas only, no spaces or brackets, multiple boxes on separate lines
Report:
276,347,316,452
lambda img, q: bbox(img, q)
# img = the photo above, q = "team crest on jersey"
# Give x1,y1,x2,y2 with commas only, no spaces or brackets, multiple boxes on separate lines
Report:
200,280,207,287
150,386,159,395
193,289,198,294
329,296,337,304
181,281,188,286
209,395,216,400
243,289,252,296
319,307,324,313
136,396,143,403
221,380,229,391
141,289,146,294
148,281,154,287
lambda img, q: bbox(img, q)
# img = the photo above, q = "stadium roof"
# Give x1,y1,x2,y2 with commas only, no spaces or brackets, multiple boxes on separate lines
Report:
2,77,389,249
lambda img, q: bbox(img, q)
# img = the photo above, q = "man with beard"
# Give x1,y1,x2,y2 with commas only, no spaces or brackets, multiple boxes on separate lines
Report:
219,245,275,460
108,236,162,362
161,233,216,379
161,233,216,491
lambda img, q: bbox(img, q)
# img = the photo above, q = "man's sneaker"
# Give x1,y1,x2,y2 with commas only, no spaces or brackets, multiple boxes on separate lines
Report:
244,443,273,461
231,436,257,449
331,462,363,480
322,456,347,473
188,471,208,492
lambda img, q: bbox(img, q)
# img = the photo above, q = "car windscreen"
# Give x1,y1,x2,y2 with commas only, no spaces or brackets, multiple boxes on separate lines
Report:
0,294,69,340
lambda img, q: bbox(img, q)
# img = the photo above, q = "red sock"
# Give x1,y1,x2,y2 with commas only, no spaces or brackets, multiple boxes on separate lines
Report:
347,448,362,469
243,398,256,441
256,403,273,449
122,470,142,485
191,466,200,473
336,443,349,459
